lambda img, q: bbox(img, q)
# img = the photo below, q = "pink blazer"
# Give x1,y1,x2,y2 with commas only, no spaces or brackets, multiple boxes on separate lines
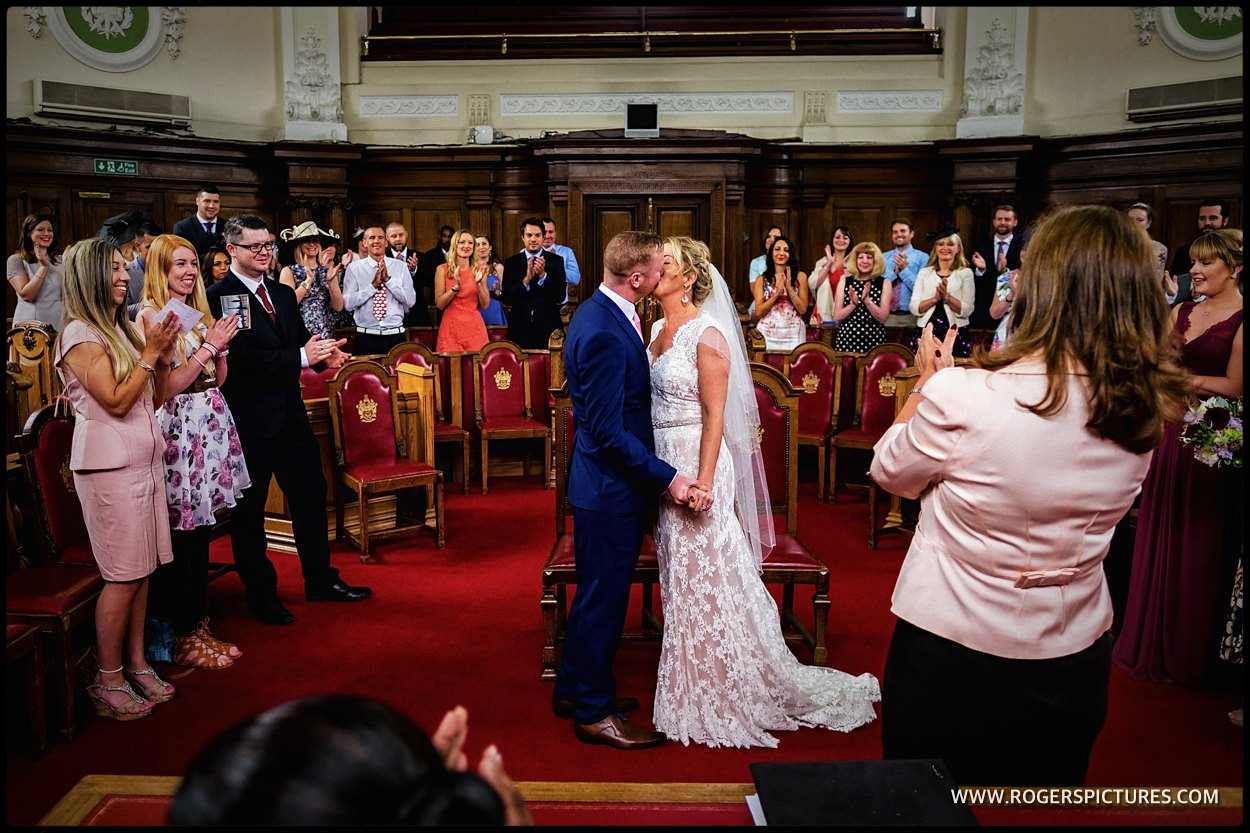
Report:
870,359,1151,659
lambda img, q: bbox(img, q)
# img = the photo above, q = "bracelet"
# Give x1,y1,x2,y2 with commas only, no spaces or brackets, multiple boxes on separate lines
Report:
136,359,156,375
192,354,210,371
909,385,924,396
217,349,229,358
201,342,219,358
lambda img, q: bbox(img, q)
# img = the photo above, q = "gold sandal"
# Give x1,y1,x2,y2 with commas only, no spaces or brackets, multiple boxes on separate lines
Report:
87,668,154,721
195,618,242,659
125,666,176,703
174,632,233,669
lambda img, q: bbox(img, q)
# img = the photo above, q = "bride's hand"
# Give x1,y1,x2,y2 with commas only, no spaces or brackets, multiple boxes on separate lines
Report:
687,482,713,512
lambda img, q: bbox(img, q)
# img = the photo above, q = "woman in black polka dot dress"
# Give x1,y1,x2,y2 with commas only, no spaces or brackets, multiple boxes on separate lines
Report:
832,241,893,353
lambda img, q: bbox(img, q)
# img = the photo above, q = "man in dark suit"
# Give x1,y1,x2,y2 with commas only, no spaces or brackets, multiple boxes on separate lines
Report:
968,204,1024,331
1168,198,1230,305
503,217,567,349
206,214,371,625
413,225,455,317
551,230,700,750
387,221,431,327
172,184,226,260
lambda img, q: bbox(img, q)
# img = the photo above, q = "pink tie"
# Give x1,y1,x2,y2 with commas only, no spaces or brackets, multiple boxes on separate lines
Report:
255,282,276,322
630,310,643,342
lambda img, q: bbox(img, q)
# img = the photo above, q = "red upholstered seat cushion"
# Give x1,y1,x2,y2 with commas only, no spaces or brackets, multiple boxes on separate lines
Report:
7,622,38,644
6,565,102,615
58,541,96,566
833,426,885,444
789,352,837,437
763,534,825,569
344,458,437,484
433,422,468,438
547,534,657,571
299,366,338,400
480,416,547,432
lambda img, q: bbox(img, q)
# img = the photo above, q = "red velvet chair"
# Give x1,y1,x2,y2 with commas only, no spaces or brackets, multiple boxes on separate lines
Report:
752,362,831,665
327,360,445,562
406,326,438,350
11,405,105,741
828,343,914,503
472,341,551,496
298,366,338,401
386,341,471,493
783,342,848,503
6,622,48,756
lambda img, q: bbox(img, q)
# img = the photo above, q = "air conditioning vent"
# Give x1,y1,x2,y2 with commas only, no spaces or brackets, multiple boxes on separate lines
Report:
1126,76,1241,123
34,79,192,128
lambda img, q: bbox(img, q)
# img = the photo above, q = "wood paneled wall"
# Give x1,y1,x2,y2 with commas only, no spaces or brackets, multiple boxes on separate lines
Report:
7,124,1242,320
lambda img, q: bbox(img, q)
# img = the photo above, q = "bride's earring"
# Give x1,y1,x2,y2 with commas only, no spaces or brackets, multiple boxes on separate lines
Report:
681,283,690,305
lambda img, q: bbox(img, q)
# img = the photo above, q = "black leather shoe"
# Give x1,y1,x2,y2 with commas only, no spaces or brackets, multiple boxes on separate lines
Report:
305,580,372,603
573,714,666,750
552,696,639,719
249,597,295,625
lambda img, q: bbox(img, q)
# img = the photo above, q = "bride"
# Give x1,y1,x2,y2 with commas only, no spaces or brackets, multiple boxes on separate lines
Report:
647,236,880,748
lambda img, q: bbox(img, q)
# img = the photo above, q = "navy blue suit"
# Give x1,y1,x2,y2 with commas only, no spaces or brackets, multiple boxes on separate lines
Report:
554,288,676,723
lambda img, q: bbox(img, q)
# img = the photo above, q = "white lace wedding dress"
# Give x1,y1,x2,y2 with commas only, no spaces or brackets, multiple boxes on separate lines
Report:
649,314,881,748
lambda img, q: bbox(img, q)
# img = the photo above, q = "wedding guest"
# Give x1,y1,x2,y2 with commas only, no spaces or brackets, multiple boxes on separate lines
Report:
832,242,892,353
475,233,507,327
278,221,345,340
8,213,66,329
909,226,975,358
1126,201,1168,281
434,229,490,352
751,234,809,351
343,226,417,356
1114,227,1243,687
170,696,531,826
54,237,182,719
138,234,250,671
808,226,853,325
200,246,230,287
871,204,1188,786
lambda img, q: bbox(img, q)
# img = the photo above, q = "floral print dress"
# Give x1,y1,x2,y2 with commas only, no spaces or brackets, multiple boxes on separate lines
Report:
158,323,251,531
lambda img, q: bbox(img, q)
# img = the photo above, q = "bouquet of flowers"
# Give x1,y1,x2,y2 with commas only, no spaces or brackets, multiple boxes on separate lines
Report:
1180,396,1242,468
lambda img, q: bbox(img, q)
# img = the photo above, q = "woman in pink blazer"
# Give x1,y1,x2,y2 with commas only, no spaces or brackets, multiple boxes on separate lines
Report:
870,204,1188,786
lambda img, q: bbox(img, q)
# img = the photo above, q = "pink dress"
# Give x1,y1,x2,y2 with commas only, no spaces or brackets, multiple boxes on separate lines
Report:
436,266,490,352
54,321,173,582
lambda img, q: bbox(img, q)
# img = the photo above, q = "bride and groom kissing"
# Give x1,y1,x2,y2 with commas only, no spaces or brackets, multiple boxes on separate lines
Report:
552,231,879,750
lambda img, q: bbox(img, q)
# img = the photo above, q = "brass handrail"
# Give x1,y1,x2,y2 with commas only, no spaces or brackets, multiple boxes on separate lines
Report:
361,27,941,57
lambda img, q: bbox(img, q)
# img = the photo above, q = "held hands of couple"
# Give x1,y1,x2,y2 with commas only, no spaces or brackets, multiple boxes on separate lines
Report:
667,473,713,512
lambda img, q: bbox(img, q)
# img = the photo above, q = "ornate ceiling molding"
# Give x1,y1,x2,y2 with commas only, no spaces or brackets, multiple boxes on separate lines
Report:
498,92,793,117
27,6,185,71
837,90,942,113
359,96,460,118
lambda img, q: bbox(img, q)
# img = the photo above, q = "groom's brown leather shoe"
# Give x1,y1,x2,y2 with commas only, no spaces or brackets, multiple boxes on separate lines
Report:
552,695,639,719
573,714,666,750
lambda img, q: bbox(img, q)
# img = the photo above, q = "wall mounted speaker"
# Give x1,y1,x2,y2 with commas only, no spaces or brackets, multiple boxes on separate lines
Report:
624,103,659,138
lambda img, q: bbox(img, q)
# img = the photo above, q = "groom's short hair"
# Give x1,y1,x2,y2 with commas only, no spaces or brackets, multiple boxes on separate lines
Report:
603,231,663,284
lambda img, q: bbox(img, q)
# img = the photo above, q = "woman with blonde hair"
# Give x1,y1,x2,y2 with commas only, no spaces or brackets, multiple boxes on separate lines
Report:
832,241,892,353
871,204,1189,785
138,234,250,672
54,237,181,719
435,228,490,352
909,225,975,358
1115,227,1243,686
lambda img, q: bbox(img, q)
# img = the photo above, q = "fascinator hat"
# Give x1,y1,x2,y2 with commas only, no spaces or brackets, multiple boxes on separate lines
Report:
280,220,339,247
926,222,961,242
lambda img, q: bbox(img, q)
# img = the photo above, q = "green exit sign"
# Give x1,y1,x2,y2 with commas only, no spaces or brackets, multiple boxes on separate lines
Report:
94,159,138,176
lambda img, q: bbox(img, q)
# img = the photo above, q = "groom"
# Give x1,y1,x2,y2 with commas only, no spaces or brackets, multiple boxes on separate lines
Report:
552,230,702,750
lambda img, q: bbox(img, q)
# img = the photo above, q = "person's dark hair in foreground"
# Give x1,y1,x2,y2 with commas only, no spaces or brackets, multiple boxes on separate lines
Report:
169,695,510,825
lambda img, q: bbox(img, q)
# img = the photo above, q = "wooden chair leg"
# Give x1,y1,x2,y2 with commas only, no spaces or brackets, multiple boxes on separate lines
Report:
56,624,78,742
828,447,839,504
357,490,370,564
867,479,878,550
434,476,445,549
816,446,827,503
540,582,561,681
543,434,552,489
460,438,470,494
481,437,489,495
811,585,830,666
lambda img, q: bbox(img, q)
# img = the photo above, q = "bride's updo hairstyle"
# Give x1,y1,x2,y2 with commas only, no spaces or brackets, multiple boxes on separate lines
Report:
666,236,714,306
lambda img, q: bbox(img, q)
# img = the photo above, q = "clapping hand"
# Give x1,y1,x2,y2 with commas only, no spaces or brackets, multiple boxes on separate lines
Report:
916,322,957,381
971,251,986,272
144,311,181,358
848,284,861,305
406,251,419,273
205,314,239,353
305,333,349,367
1164,270,1178,297
372,259,387,289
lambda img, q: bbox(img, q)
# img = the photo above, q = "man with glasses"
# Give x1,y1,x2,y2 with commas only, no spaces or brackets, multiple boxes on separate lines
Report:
207,214,370,626
343,226,417,355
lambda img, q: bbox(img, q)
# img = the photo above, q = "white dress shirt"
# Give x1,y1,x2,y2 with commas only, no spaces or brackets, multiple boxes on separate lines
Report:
343,255,416,328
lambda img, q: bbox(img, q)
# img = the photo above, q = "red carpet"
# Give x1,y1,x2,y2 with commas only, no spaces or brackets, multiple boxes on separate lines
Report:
6,468,1244,825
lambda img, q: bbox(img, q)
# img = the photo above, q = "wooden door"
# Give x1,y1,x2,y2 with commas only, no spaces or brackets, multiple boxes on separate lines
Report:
582,195,707,298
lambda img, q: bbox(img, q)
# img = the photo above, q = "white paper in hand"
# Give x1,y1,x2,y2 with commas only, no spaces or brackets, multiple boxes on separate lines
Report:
156,297,206,335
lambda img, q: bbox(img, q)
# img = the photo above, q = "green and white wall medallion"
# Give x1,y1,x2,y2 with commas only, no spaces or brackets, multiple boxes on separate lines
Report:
1156,7,1243,60
41,7,185,72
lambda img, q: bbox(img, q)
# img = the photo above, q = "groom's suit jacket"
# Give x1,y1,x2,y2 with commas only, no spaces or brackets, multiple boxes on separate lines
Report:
564,288,675,514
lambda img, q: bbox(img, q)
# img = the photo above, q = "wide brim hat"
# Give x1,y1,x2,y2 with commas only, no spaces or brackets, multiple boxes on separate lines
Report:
280,220,339,247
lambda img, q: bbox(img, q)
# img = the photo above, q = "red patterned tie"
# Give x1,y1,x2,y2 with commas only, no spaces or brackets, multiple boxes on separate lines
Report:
255,282,277,323
372,287,388,321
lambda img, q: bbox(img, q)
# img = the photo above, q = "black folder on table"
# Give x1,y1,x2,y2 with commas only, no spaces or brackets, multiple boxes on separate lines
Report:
750,759,978,826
